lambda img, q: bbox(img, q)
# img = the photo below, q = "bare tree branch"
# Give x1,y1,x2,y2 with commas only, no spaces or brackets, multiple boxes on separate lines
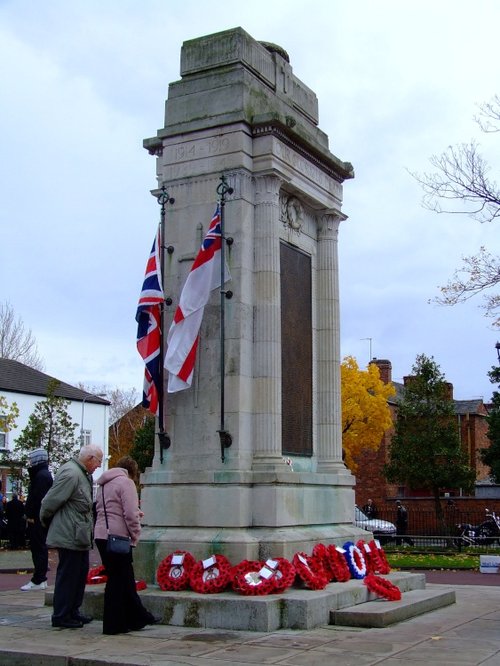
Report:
431,247,500,326
411,141,500,223
410,95,500,326
0,301,44,370
475,94,500,133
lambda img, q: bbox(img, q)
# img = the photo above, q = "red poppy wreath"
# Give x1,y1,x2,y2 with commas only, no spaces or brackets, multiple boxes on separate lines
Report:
356,539,379,575
189,554,232,594
312,543,334,582
267,557,296,593
232,560,276,596
364,573,401,601
370,540,391,575
156,550,196,591
292,552,329,590
326,544,351,582
86,565,107,585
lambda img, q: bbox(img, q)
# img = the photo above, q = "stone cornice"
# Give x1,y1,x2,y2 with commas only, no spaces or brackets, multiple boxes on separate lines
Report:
252,119,354,184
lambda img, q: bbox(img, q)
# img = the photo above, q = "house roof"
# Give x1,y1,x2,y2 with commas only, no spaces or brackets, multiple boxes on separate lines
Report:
388,382,405,405
0,358,110,405
454,399,488,416
387,381,487,416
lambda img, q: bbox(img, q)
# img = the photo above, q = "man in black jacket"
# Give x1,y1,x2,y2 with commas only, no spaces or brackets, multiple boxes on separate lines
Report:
20,448,53,590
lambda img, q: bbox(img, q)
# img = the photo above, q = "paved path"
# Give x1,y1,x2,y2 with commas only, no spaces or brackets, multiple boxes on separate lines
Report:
1,548,499,665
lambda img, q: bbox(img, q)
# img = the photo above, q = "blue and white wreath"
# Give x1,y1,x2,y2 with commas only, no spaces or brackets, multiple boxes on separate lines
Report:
343,541,367,579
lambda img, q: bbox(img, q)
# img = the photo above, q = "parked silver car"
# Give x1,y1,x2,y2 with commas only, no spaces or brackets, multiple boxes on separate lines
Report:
355,506,396,543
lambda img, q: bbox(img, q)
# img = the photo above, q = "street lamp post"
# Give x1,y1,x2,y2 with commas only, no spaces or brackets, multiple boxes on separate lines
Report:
495,342,500,364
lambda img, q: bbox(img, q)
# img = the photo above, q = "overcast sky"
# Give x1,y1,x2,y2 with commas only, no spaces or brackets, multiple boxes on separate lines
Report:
1,0,499,402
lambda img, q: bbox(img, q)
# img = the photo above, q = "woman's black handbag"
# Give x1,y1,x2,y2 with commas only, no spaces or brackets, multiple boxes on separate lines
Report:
101,486,131,554
107,533,131,554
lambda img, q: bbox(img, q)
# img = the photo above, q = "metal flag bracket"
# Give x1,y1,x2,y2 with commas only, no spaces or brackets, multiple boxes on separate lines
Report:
155,183,175,463
217,174,233,462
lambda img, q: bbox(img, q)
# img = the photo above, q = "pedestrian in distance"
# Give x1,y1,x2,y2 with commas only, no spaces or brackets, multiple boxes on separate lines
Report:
5,493,26,549
395,499,414,546
20,448,53,591
362,498,378,519
40,444,103,629
94,455,160,635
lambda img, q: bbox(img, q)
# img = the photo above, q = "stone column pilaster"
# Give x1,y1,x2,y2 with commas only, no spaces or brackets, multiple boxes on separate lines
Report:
252,174,286,470
316,213,345,472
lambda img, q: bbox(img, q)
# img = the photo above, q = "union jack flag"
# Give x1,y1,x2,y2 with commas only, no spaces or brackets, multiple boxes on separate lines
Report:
136,226,164,413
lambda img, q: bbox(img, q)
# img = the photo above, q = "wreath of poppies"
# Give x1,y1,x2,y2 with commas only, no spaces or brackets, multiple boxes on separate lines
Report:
86,565,107,585
325,544,351,582
189,554,232,594
364,573,401,601
371,540,391,575
356,539,379,575
231,560,276,596
343,541,367,579
312,543,334,581
156,550,196,591
292,552,329,590
269,557,296,593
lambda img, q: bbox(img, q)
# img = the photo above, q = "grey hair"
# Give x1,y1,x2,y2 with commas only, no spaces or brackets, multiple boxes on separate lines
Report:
79,444,103,461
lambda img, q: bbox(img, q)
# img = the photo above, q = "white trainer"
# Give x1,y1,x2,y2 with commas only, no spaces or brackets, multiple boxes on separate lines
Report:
20,581,47,591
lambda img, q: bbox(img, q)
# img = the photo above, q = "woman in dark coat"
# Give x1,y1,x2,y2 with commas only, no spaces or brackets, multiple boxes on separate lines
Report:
94,456,159,634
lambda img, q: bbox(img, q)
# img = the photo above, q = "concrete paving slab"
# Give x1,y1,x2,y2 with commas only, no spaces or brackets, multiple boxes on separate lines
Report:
0,580,499,665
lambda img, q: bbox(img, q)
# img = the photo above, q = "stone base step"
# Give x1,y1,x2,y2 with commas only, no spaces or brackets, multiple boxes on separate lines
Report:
331,587,456,628
46,572,429,632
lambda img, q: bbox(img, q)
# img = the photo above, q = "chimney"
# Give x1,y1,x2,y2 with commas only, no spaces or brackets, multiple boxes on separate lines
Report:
370,358,392,384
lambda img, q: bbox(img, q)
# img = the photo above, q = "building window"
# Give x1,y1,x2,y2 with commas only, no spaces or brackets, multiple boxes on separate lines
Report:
0,414,8,451
80,430,92,446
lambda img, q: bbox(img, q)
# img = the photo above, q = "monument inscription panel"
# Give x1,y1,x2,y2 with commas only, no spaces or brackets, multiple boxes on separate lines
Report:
280,241,312,456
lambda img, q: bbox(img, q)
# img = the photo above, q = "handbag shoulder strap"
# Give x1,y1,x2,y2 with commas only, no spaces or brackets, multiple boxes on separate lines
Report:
101,485,110,532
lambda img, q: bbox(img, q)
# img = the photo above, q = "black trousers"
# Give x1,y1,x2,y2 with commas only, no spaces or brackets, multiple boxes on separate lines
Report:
52,548,89,622
96,538,154,634
27,522,49,584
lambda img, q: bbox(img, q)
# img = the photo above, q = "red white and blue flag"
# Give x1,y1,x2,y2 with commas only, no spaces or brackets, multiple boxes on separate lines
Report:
165,204,230,392
136,226,164,413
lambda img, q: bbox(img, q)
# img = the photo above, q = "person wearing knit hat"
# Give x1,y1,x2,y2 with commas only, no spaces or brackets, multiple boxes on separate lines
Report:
28,448,49,467
20,448,53,591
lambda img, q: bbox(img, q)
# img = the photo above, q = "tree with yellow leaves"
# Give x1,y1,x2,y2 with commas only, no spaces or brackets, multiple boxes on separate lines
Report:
341,356,395,472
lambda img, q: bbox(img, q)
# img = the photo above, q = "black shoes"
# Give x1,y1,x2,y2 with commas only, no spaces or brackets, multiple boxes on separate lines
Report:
73,613,93,624
52,618,84,629
52,613,93,629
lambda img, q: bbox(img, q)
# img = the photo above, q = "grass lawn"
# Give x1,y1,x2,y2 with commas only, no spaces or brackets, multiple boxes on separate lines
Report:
386,551,481,570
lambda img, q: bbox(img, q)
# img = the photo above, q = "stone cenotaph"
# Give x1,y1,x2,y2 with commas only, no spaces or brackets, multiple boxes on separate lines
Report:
137,27,364,579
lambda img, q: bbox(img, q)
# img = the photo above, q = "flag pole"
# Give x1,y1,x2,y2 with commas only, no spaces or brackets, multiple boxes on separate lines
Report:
217,174,233,462
156,184,174,463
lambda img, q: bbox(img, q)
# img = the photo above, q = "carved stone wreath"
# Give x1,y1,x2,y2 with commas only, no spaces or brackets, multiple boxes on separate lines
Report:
286,196,304,230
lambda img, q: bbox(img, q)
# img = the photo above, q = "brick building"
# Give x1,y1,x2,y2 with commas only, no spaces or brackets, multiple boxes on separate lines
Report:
354,359,491,512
